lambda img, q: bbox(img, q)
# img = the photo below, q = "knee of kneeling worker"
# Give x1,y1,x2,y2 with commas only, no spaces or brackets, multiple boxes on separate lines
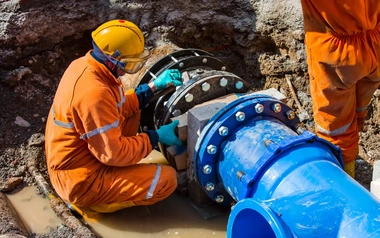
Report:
160,166,177,192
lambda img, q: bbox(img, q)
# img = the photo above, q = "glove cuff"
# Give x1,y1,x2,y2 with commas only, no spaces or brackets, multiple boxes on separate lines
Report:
145,130,159,148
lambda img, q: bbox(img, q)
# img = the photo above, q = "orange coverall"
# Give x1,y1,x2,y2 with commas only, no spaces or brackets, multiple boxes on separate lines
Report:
45,52,176,211
301,0,380,176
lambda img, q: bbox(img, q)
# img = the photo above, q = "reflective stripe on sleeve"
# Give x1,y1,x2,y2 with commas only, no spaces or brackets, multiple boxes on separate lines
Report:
356,106,368,112
80,120,119,140
117,86,125,108
315,121,352,136
52,107,74,129
145,164,162,199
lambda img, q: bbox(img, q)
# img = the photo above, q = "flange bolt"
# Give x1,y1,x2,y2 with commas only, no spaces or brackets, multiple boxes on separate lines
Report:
255,104,264,114
202,82,210,91
220,77,228,87
219,126,229,136
272,103,282,113
286,110,295,120
203,164,213,174
235,111,245,121
185,93,194,102
235,81,243,90
172,109,181,117
207,145,217,154
215,194,224,203
205,182,215,191
196,69,204,74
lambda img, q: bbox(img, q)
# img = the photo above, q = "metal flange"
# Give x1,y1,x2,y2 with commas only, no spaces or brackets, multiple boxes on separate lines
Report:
155,70,251,127
139,49,231,131
194,94,301,206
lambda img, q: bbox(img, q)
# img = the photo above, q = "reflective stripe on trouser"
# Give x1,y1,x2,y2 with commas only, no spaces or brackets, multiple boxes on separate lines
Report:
305,27,380,165
85,163,177,213
69,163,177,214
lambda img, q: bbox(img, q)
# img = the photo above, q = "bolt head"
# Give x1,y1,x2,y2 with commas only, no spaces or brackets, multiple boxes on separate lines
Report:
196,68,204,74
143,126,148,131
172,109,181,117
296,124,306,135
221,66,227,71
215,194,224,203
202,82,210,91
179,62,184,68
185,93,194,102
202,58,208,63
220,77,228,87
235,111,245,121
235,81,243,89
207,145,217,154
255,104,264,114
218,126,229,136
286,110,295,119
273,103,282,113
205,182,215,191
203,164,213,174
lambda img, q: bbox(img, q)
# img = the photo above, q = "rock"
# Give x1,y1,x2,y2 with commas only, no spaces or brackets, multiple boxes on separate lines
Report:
28,133,45,147
14,116,30,127
0,177,23,192
2,67,32,86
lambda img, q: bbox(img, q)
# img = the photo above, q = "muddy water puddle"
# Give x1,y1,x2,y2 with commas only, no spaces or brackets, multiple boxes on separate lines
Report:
6,186,61,234
6,150,229,237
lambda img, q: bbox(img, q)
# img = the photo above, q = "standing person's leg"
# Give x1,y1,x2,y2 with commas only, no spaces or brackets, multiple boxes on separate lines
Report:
356,28,380,132
301,0,380,178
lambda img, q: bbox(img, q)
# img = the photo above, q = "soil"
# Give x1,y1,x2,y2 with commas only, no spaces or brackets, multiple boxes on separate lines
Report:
1,1,380,237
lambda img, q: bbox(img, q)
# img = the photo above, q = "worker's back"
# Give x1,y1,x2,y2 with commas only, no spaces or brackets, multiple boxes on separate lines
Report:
302,0,380,35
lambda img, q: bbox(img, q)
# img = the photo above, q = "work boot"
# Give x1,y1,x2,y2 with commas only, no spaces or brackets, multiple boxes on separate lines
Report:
67,203,103,220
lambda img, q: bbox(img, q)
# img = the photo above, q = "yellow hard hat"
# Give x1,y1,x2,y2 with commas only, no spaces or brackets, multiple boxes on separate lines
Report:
92,19,151,74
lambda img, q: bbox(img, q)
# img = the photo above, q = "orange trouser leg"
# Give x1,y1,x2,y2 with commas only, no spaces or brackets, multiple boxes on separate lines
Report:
84,163,177,213
302,5,380,177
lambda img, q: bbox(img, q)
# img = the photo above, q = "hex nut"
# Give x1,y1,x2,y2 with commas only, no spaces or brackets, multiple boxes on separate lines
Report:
255,104,264,114
215,194,224,203
235,111,245,121
235,81,243,89
202,82,211,91
203,164,213,174
220,77,228,87
172,109,181,117
205,182,215,191
185,93,194,102
218,126,229,136
286,110,295,119
273,103,282,113
207,145,217,154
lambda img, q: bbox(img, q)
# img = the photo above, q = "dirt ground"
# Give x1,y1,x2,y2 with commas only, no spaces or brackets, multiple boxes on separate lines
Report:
1,0,380,237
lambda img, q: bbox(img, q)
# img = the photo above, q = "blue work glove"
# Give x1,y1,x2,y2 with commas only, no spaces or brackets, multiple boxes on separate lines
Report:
156,120,182,146
153,69,183,91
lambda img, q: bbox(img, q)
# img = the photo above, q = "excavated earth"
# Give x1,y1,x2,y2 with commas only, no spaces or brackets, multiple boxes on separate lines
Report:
1,0,379,237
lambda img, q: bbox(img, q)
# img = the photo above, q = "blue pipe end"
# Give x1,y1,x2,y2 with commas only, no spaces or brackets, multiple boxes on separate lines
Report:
227,199,294,238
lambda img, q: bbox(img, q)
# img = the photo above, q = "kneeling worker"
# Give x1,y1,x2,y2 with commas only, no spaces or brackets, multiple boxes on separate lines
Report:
45,19,183,217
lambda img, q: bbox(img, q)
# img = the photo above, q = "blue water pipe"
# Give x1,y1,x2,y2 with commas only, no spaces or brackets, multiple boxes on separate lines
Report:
194,93,380,237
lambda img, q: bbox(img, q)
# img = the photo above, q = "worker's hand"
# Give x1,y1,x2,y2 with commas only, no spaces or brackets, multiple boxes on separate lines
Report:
156,120,182,146
153,69,183,91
